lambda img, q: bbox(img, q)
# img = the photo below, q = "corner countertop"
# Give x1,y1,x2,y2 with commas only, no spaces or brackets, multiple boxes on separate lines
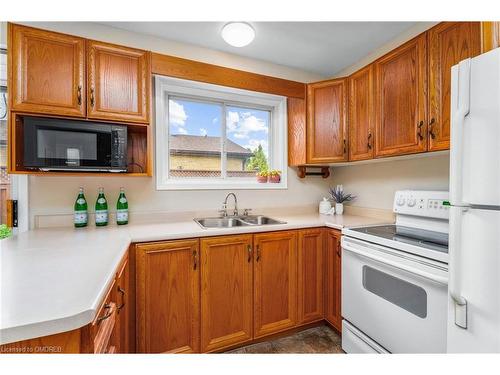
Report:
0,211,392,345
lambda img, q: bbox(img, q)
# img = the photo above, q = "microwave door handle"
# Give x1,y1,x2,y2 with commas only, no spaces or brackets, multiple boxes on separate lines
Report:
450,58,471,206
449,207,468,329
342,241,448,285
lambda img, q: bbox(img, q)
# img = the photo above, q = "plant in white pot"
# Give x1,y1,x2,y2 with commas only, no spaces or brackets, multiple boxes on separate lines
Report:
329,185,356,215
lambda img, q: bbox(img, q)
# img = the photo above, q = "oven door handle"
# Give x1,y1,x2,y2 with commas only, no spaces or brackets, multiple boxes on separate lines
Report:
342,242,448,285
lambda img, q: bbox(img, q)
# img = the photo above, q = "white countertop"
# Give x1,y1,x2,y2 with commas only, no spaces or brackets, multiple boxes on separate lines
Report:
0,212,391,345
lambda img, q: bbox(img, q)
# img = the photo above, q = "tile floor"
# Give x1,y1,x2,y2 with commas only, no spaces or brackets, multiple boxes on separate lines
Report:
226,325,343,354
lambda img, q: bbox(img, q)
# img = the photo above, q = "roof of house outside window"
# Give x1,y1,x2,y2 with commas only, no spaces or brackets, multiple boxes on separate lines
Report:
169,134,254,158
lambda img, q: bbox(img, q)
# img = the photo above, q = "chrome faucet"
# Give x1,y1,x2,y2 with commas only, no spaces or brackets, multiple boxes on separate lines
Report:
220,192,238,217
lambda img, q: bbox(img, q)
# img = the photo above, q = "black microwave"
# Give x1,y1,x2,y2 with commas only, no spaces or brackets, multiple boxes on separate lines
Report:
23,116,128,172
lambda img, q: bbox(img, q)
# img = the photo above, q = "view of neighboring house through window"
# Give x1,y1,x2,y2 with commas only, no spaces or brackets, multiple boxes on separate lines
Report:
156,76,286,190
168,98,271,179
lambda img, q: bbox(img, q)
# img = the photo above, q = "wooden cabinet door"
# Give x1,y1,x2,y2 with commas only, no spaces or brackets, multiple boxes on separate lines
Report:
254,231,297,338
87,40,150,123
306,78,348,163
481,22,500,53
9,23,85,117
348,65,375,161
297,228,324,324
374,34,428,157
325,229,342,332
115,255,130,353
136,239,200,353
428,22,481,151
200,235,253,352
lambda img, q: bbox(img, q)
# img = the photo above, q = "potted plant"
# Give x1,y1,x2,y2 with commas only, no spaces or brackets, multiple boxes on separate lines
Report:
0,224,12,240
329,185,356,215
256,171,269,183
268,170,282,183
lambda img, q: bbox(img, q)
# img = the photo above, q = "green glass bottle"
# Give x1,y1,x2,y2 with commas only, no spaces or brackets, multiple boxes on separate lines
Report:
74,187,88,228
116,187,129,225
95,187,108,226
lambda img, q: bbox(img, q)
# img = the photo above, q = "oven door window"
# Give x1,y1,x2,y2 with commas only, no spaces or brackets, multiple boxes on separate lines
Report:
362,266,427,318
35,128,111,167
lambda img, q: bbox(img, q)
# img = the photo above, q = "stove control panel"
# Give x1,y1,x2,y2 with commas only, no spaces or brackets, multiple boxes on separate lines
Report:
393,190,450,219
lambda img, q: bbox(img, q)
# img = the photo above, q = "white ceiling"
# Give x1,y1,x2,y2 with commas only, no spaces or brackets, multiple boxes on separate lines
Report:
100,22,417,77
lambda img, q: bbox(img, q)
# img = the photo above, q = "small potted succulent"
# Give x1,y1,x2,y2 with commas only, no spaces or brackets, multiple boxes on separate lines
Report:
256,170,269,183
268,170,282,183
329,185,356,215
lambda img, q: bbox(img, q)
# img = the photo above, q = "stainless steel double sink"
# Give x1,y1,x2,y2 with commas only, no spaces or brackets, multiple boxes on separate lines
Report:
194,215,286,229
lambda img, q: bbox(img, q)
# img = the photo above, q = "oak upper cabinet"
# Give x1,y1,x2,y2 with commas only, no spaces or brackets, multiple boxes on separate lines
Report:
9,23,86,117
481,22,500,53
136,240,200,353
297,228,324,324
306,78,348,163
374,33,428,157
200,235,254,352
325,229,342,332
254,231,298,338
348,65,375,161
87,40,151,123
428,22,481,151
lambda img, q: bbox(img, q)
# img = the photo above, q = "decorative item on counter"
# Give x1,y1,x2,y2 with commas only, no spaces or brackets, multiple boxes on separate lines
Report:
319,197,333,215
268,170,282,183
116,187,129,225
74,187,88,228
0,224,12,240
256,170,269,183
329,185,356,215
95,187,109,226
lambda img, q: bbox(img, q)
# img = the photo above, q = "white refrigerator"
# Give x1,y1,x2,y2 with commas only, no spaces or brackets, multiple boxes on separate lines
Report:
448,48,500,352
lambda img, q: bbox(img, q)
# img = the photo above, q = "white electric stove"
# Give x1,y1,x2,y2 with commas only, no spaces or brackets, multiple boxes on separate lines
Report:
341,190,450,354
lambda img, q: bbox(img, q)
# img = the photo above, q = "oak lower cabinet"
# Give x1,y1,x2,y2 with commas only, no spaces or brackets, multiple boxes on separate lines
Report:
115,255,130,353
306,78,348,163
9,23,86,117
200,235,254,352
428,22,481,151
297,228,324,324
87,40,151,124
325,229,342,332
254,231,298,338
135,239,200,353
374,33,428,157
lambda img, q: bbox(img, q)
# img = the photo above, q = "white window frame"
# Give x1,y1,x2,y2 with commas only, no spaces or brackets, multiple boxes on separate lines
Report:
155,75,288,190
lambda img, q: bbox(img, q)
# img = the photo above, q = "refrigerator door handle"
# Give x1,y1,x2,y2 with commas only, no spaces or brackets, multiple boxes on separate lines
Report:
450,58,471,206
449,206,468,329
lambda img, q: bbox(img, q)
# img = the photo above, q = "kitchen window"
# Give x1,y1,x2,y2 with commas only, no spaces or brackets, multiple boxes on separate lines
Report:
155,76,287,190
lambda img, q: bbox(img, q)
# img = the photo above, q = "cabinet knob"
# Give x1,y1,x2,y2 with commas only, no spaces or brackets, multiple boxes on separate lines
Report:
367,133,372,150
90,87,95,107
417,121,424,141
193,249,198,270
256,245,261,262
117,286,125,311
429,118,436,139
77,85,82,105
343,139,347,154
247,244,252,263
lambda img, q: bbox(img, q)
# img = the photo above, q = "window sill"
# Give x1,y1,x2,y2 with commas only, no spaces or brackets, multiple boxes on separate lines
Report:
156,179,288,191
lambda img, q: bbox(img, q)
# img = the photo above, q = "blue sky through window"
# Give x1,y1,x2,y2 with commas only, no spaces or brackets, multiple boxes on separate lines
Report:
169,98,270,156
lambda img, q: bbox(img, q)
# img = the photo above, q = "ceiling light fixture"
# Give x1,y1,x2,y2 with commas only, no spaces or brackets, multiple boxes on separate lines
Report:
221,22,255,47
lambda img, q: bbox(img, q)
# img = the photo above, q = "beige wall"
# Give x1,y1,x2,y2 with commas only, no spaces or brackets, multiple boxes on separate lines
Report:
331,153,450,210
